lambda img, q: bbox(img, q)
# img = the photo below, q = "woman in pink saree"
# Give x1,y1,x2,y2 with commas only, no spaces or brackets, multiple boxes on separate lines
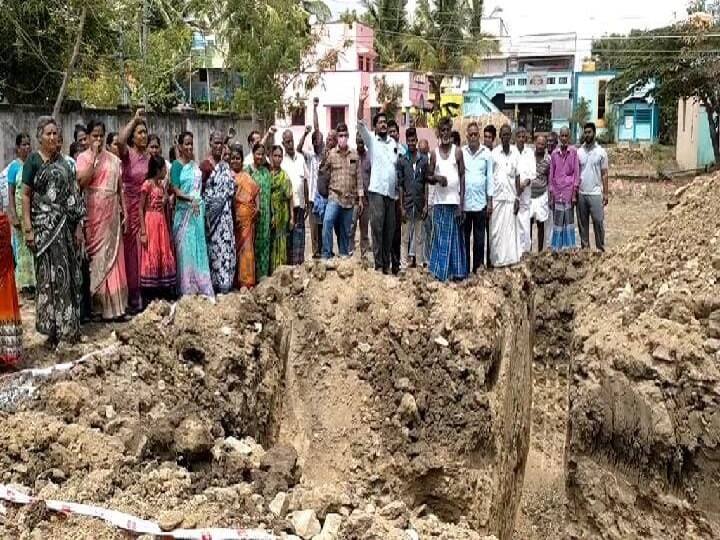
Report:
76,119,128,320
117,109,150,313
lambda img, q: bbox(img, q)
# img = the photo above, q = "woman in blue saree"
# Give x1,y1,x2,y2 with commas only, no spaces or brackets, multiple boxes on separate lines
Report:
170,132,214,298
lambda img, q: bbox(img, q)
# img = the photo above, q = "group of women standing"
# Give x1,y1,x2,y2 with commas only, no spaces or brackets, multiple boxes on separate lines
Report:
0,111,298,368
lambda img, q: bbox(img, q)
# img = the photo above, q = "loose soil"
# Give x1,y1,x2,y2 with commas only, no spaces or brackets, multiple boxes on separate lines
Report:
2,176,711,540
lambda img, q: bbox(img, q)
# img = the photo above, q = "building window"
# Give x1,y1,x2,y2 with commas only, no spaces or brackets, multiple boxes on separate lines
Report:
636,109,652,123
199,68,208,82
358,55,365,71
559,76,568,84
546,77,556,85
518,78,527,86
291,106,306,126
330,106,346,130
506,79,515,87
597,80,608,120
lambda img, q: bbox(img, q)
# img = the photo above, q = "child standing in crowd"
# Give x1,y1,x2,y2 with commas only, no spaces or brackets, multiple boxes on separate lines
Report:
140,155,177,305
230,145,261,289
269,146,294,273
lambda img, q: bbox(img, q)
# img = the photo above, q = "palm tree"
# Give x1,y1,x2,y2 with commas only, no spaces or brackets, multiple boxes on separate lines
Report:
404,0,496,110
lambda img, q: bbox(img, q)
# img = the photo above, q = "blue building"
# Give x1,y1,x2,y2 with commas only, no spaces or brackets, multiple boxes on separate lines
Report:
574,71,660,143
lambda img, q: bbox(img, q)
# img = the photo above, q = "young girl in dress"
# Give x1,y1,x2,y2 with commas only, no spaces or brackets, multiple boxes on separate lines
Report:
139,155,177,305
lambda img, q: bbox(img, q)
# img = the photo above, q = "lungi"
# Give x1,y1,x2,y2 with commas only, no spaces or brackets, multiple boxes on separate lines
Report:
428,204,467,282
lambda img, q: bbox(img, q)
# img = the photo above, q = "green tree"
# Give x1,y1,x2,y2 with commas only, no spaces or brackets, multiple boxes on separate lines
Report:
361,0,410,67
0,0,116,107
374,75,403,118
403,0,496,110
592,9,720,160
571,97,591,142
217,0,338,122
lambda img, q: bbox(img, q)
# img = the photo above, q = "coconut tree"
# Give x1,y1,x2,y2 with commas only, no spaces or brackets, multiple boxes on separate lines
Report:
403,0,496,111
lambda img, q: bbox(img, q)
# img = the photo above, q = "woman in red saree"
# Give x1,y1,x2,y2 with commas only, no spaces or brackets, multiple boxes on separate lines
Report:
229,145,260,289
0,210,22,369
76,119,128,320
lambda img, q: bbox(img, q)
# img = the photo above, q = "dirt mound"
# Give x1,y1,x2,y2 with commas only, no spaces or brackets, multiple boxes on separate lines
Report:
0,262,534,539
566,173,720,538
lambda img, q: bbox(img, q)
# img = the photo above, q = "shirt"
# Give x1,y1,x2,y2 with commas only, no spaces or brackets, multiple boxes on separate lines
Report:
304,148,324,203
462,145,493,212
322,147,362,209
398,151,428,213
491,145,520,202
281,151,309,208
532,154,551,198
516,145,535,207
358,150,371,194
549,146,580,204
358,122,399,200
578,142,609,196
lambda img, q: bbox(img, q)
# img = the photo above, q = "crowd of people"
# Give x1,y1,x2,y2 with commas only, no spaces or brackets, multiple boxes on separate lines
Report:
0,89,609,370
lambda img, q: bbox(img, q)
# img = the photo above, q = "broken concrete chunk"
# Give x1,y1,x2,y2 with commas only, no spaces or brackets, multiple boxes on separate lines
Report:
290,509,321,539
269,492,289,517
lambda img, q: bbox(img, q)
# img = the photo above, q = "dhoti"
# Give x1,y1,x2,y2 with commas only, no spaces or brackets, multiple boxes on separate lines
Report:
490,199,521,267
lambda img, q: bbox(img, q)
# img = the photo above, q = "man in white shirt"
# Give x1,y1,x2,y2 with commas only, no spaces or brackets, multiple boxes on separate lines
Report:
514,126,535,255
490,124,521,267
357,86,399,274
281,129,310,265
577,122,609,251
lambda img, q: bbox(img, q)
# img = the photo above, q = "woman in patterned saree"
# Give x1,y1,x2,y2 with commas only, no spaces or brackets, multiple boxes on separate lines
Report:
22,117,86,345
0,209,22,370
200,131,236,294
170,132,214,298
76,119,128,320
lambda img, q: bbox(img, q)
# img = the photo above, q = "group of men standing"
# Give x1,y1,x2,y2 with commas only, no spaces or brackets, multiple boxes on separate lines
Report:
276,87,609,282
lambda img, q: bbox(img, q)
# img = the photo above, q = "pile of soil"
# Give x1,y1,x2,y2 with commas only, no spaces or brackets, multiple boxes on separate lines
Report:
566,172,720,538
0,262,533,540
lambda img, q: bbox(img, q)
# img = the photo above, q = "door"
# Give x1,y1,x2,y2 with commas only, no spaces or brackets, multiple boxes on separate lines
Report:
329,106,346,130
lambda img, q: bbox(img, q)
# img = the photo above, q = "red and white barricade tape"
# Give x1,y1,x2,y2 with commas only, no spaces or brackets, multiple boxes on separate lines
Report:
0,484,277,539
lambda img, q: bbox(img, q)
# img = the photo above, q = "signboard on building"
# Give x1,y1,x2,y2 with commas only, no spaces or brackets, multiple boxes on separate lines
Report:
528,73,546,92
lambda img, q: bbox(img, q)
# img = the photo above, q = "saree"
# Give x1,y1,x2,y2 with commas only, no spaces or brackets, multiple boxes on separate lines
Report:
23,152,86,342
246,165,272,279
77,150,128,319
122,148,149,311
8,162,35,290
201,160,236,294
234,172,260,289
0,213,22,368
171,160,214,297
270,169,292,273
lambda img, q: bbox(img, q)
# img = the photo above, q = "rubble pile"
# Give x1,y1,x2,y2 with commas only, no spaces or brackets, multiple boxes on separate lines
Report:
566,173,720,538
0,261,533,539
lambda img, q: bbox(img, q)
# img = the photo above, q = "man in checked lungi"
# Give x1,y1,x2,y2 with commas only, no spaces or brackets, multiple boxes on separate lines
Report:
425,116,468,282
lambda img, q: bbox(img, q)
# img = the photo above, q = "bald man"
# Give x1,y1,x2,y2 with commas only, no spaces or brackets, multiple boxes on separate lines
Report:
530,134,551,251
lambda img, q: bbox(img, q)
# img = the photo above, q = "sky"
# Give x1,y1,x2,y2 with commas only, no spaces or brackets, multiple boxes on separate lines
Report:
327,0,690,38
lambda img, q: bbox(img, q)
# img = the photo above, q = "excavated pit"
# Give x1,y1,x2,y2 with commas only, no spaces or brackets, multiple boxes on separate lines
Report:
0,261,534,539
562,174,720,539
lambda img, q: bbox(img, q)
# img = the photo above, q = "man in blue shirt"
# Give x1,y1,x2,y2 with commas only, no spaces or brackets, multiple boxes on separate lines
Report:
357,86,399,274
462,121,494,272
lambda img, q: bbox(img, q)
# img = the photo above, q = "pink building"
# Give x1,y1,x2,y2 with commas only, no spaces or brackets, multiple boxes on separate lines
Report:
278,22,430,144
